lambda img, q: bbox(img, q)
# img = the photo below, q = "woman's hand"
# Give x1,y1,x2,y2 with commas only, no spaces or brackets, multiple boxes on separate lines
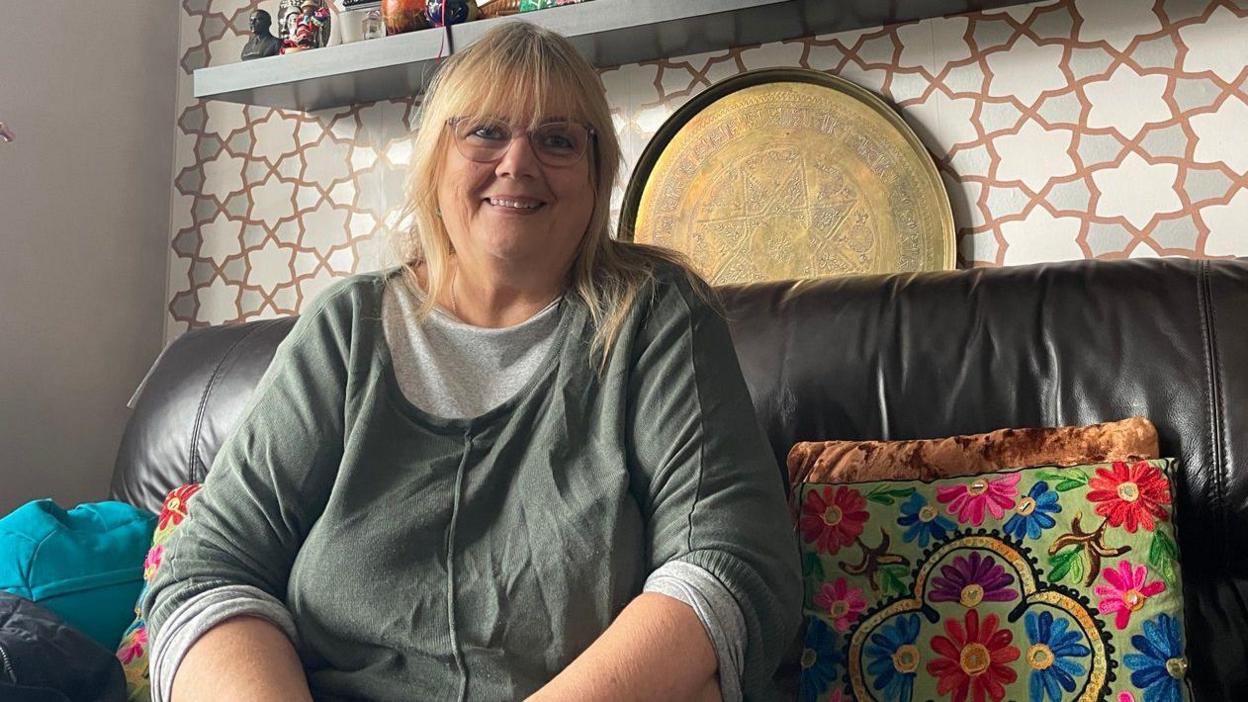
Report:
527,592,722,702
171,616,313,702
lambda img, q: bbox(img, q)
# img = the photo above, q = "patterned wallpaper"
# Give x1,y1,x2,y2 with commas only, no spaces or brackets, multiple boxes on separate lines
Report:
167,0,1248,339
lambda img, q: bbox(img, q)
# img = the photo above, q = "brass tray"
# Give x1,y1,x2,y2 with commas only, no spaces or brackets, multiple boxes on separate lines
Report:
619,68,955,284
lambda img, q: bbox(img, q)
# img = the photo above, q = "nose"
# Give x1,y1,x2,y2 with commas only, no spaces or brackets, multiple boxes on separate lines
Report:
493,132,541,179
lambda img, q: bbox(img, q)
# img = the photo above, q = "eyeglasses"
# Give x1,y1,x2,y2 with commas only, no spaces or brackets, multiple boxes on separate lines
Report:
447,117,595,168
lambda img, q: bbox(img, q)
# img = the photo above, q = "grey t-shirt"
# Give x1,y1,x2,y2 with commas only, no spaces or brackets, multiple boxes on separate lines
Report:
382,278,562,419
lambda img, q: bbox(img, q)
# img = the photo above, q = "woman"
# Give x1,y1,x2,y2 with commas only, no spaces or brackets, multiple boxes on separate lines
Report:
144,22,800,701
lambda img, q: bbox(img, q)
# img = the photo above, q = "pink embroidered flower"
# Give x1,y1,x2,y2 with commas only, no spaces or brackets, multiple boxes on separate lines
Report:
1094,560,1166,630
1119,693,1137,702
936,474,1021,526
117,626,147,665
143,544,164,581
814,577,867,632
799,486,869,555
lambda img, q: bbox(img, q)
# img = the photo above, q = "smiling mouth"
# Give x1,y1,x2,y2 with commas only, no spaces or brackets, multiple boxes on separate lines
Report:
484,197,546,211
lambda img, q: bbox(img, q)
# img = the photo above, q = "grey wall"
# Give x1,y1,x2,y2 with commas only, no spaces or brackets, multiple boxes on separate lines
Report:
0,2,179,514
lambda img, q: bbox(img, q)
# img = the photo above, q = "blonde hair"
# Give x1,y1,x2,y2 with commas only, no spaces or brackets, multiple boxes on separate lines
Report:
391,21,700,370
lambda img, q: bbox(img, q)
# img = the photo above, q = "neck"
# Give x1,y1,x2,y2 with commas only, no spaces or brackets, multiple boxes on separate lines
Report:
442,256,569,328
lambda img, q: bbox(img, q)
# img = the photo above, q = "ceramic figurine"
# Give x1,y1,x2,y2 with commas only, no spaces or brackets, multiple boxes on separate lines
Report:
282,0,332,53
277,0,303,40
427,0,478,26
241,9,283,60
362,9,385,39
382,0,429,35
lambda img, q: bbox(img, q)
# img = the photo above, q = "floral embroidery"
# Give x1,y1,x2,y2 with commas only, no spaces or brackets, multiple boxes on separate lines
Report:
158,483,202,531
800,486,870,555
866,613,922,702
1003,481,1062,541
143,544,164,581
1086,461,1170,534
1023,611,1090,702
814,577,867,632
898,493,956,547
929,552,1018,607
117,626,147,665
799,460,1187,701
1095,561,1166,630
927,609,1020,702
800,618,844,702
1124,614,1186,702
937,474,1020,526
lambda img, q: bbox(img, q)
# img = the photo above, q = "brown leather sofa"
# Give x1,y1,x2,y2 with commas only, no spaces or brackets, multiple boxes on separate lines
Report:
110,257,1248,699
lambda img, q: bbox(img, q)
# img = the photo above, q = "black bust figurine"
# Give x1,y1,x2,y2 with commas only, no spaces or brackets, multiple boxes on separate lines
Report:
242,9,282,60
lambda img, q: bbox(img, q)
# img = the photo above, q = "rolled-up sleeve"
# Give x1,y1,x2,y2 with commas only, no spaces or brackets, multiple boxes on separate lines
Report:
625,271,802,699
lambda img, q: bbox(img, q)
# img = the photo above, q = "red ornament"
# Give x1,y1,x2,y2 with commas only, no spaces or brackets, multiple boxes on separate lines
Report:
383,0,430,35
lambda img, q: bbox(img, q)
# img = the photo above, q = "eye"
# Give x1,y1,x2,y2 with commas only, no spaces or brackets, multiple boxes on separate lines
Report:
537,126,577,151
465,122,509,142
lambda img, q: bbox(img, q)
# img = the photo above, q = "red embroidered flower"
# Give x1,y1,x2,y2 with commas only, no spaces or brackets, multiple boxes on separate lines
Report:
927,609,1020,702
158,483,202,531
813,577,868,632
1094,560,1166,630
1086,461,1170,533
118,626,147,665
799,486,869,555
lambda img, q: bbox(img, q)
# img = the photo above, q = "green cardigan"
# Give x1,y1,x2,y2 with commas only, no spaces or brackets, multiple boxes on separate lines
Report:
145,265,801,700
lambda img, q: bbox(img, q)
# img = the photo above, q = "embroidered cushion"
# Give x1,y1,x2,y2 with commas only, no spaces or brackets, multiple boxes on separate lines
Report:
795,459,1191,702
115,483,202,701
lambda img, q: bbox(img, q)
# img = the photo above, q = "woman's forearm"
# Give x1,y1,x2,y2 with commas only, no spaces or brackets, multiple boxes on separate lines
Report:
170,615,313,702
529,592,722,702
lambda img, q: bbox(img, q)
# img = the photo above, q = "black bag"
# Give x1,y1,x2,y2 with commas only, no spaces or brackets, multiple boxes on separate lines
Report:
0,592,125,702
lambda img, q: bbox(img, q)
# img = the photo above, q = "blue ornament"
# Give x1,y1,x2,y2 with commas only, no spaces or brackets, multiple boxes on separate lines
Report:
427,0,478,26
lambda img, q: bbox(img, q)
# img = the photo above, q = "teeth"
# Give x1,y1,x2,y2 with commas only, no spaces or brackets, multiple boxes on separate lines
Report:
489,198,541,210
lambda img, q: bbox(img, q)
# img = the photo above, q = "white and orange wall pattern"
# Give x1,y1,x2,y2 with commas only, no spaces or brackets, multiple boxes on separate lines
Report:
167,0,1248,338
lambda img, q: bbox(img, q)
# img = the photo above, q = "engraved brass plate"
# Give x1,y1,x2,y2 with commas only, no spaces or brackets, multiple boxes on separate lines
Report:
620,68,955,284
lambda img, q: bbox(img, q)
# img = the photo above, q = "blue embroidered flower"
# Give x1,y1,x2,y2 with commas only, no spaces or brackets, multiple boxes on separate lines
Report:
864,613,921,702
897,492,955,547
1003,480,1062,540
1023,610,1091,702
1124,613,1187,702
799,617,844,702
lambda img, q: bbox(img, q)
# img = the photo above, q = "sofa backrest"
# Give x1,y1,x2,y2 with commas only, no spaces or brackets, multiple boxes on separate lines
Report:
111,257,1248,698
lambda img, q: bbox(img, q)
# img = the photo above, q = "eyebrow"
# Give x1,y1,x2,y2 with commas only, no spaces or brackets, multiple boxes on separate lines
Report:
463,113,580,126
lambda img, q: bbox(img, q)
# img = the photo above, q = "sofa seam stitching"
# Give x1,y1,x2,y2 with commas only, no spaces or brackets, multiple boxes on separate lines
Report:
188,321,275,483
1197,260,1228,554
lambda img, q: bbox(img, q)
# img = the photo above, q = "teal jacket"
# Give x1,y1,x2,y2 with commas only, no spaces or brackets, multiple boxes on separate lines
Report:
144,265,801,699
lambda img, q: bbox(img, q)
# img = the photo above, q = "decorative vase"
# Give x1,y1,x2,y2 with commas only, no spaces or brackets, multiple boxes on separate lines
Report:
477,0,519,18
427,0,479,26
382,0,429,34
